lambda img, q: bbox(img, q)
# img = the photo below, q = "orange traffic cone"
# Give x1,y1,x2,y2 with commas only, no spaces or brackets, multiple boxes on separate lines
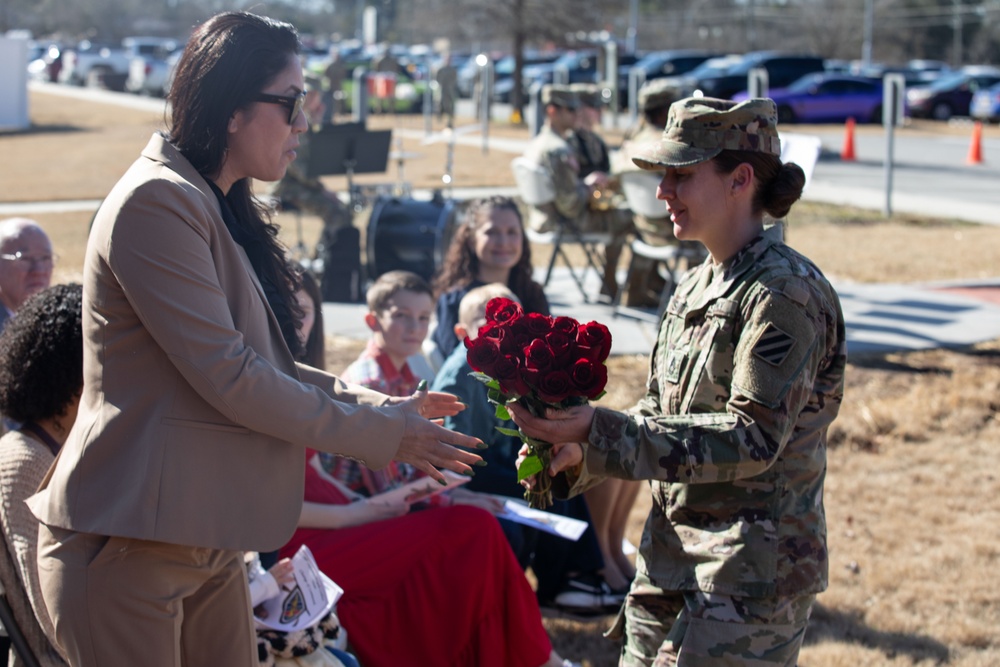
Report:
840,117,856,161
966,121,984,165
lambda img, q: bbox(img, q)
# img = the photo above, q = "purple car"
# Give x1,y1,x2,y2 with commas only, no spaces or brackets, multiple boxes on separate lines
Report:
734,73,886,124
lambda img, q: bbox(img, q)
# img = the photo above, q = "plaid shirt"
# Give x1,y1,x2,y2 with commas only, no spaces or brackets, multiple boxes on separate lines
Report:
320,342,448,506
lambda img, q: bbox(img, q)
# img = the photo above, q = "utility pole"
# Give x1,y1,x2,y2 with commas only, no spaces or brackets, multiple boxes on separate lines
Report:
862,0,874,67
626,0,638,54
952,0,963,68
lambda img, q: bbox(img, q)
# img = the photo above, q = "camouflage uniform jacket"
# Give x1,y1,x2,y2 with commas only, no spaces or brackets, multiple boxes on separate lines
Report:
521,125,589,233
554,226,847,599
611,121,662,176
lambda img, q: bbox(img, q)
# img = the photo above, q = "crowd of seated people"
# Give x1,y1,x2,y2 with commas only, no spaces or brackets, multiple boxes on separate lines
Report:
429,196,638,598
0,170,643,667
0,283,81,667
279,268,580,667
273,197,641,663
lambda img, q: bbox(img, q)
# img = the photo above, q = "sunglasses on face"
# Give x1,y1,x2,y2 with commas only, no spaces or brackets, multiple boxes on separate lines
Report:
255,92,306,125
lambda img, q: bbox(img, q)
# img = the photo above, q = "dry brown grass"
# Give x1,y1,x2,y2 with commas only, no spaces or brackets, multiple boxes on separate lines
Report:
5,90,1000,667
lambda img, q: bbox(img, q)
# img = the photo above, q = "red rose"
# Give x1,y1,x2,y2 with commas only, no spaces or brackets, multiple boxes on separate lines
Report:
534,370,573,404
522,312,554,337
493,354,530,397
577,321,613,362
570,357,609,399
523,338,555,372
465,336,503,376
504,319,537,355
477,321,506,345
545,330,574,364
485,297,523,326
551,316,579,338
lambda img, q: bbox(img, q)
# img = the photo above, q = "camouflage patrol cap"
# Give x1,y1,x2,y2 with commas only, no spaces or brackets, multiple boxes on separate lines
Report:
569,83,605,108
632,97,781,170
637,79,679,112
541,84,579,110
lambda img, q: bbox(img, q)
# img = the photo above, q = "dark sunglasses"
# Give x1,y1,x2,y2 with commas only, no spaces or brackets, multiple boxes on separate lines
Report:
255,92,306,125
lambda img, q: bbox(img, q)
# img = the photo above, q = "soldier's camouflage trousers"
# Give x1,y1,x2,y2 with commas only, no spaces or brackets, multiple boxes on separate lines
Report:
608,572,815,666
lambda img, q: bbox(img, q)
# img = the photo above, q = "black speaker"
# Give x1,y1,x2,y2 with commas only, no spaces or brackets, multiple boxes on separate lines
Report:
319,225,362,303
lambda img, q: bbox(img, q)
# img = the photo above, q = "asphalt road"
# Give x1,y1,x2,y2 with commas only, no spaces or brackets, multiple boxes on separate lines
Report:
798,125,1000,225
458,97,1000,225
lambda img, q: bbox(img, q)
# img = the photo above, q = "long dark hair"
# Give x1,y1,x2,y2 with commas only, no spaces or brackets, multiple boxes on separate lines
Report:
433,196,540,305
296,269,326,370
168,11,303,354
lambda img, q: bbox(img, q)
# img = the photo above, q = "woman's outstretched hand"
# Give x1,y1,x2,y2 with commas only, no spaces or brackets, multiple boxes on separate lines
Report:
394,386,484,485
507,403,596,445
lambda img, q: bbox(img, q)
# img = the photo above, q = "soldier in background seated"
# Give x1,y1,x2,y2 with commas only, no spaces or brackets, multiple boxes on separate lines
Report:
611,79,705,308
521,85,633,300
567,83,611,179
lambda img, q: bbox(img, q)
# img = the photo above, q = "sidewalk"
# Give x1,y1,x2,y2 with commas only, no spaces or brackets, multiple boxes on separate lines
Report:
323,268,1000,359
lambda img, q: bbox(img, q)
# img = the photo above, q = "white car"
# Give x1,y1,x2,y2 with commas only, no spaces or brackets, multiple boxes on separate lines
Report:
126,41,180,97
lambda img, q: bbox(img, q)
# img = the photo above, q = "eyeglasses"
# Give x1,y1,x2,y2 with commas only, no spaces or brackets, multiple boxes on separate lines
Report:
0,251,57,270
255,92,306,125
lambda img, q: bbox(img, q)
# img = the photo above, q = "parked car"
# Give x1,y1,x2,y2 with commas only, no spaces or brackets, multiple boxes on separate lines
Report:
126,40,180,96
456,50,507,97
734,73,886,123
524,49,600,88
970,81,1000,123
490,52,562,103
26,43,63,82
692,51,826,100
658,54,743,98
906,66,1000,120
60,37,176,91
618,49,722,106
863,64,945,88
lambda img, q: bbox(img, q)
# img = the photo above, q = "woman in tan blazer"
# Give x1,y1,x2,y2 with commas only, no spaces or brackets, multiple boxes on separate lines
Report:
27,12,483,667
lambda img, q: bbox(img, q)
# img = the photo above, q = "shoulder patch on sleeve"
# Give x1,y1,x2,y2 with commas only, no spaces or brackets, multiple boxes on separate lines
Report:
781,282,811,306
751,323,796,366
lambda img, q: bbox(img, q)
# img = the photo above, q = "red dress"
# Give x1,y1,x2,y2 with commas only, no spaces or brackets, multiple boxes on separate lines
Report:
280,457,553,667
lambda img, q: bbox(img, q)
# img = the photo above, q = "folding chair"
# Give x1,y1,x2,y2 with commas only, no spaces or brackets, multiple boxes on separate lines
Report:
0,567,43,667
510,156,610,303
613,170,707,319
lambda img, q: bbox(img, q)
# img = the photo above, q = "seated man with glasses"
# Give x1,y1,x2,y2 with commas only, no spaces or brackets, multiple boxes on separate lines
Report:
0,217,55,334
0,217,55,437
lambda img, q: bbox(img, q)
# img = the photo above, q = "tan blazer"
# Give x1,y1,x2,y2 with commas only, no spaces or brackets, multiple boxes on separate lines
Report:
29,133,405,552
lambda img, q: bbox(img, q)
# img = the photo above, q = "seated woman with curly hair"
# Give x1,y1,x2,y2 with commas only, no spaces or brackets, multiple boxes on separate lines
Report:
0,283,82,667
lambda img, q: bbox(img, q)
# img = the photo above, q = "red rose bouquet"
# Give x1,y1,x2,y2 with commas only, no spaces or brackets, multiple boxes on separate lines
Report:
465,297,611,509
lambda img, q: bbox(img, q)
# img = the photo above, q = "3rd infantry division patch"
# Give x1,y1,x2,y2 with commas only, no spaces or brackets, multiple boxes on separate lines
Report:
752,324,795,366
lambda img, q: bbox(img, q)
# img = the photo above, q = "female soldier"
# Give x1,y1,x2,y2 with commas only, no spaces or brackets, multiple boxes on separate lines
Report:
28,12,482,667
510,97,846,666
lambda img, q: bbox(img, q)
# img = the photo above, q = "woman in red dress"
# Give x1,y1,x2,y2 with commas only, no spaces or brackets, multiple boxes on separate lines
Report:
280,452,575,667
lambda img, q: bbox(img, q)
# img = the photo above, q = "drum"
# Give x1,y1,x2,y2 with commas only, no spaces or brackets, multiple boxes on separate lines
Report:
366,195,457,282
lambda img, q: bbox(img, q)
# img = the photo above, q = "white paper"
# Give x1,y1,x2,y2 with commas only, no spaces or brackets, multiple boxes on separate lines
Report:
372,469,470,505
496,497,589,541
254,545,343,632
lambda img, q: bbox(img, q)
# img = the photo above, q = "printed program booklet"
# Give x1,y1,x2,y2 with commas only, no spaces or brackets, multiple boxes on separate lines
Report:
254,545,344,632
494,496,589,541
371,469,470,505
